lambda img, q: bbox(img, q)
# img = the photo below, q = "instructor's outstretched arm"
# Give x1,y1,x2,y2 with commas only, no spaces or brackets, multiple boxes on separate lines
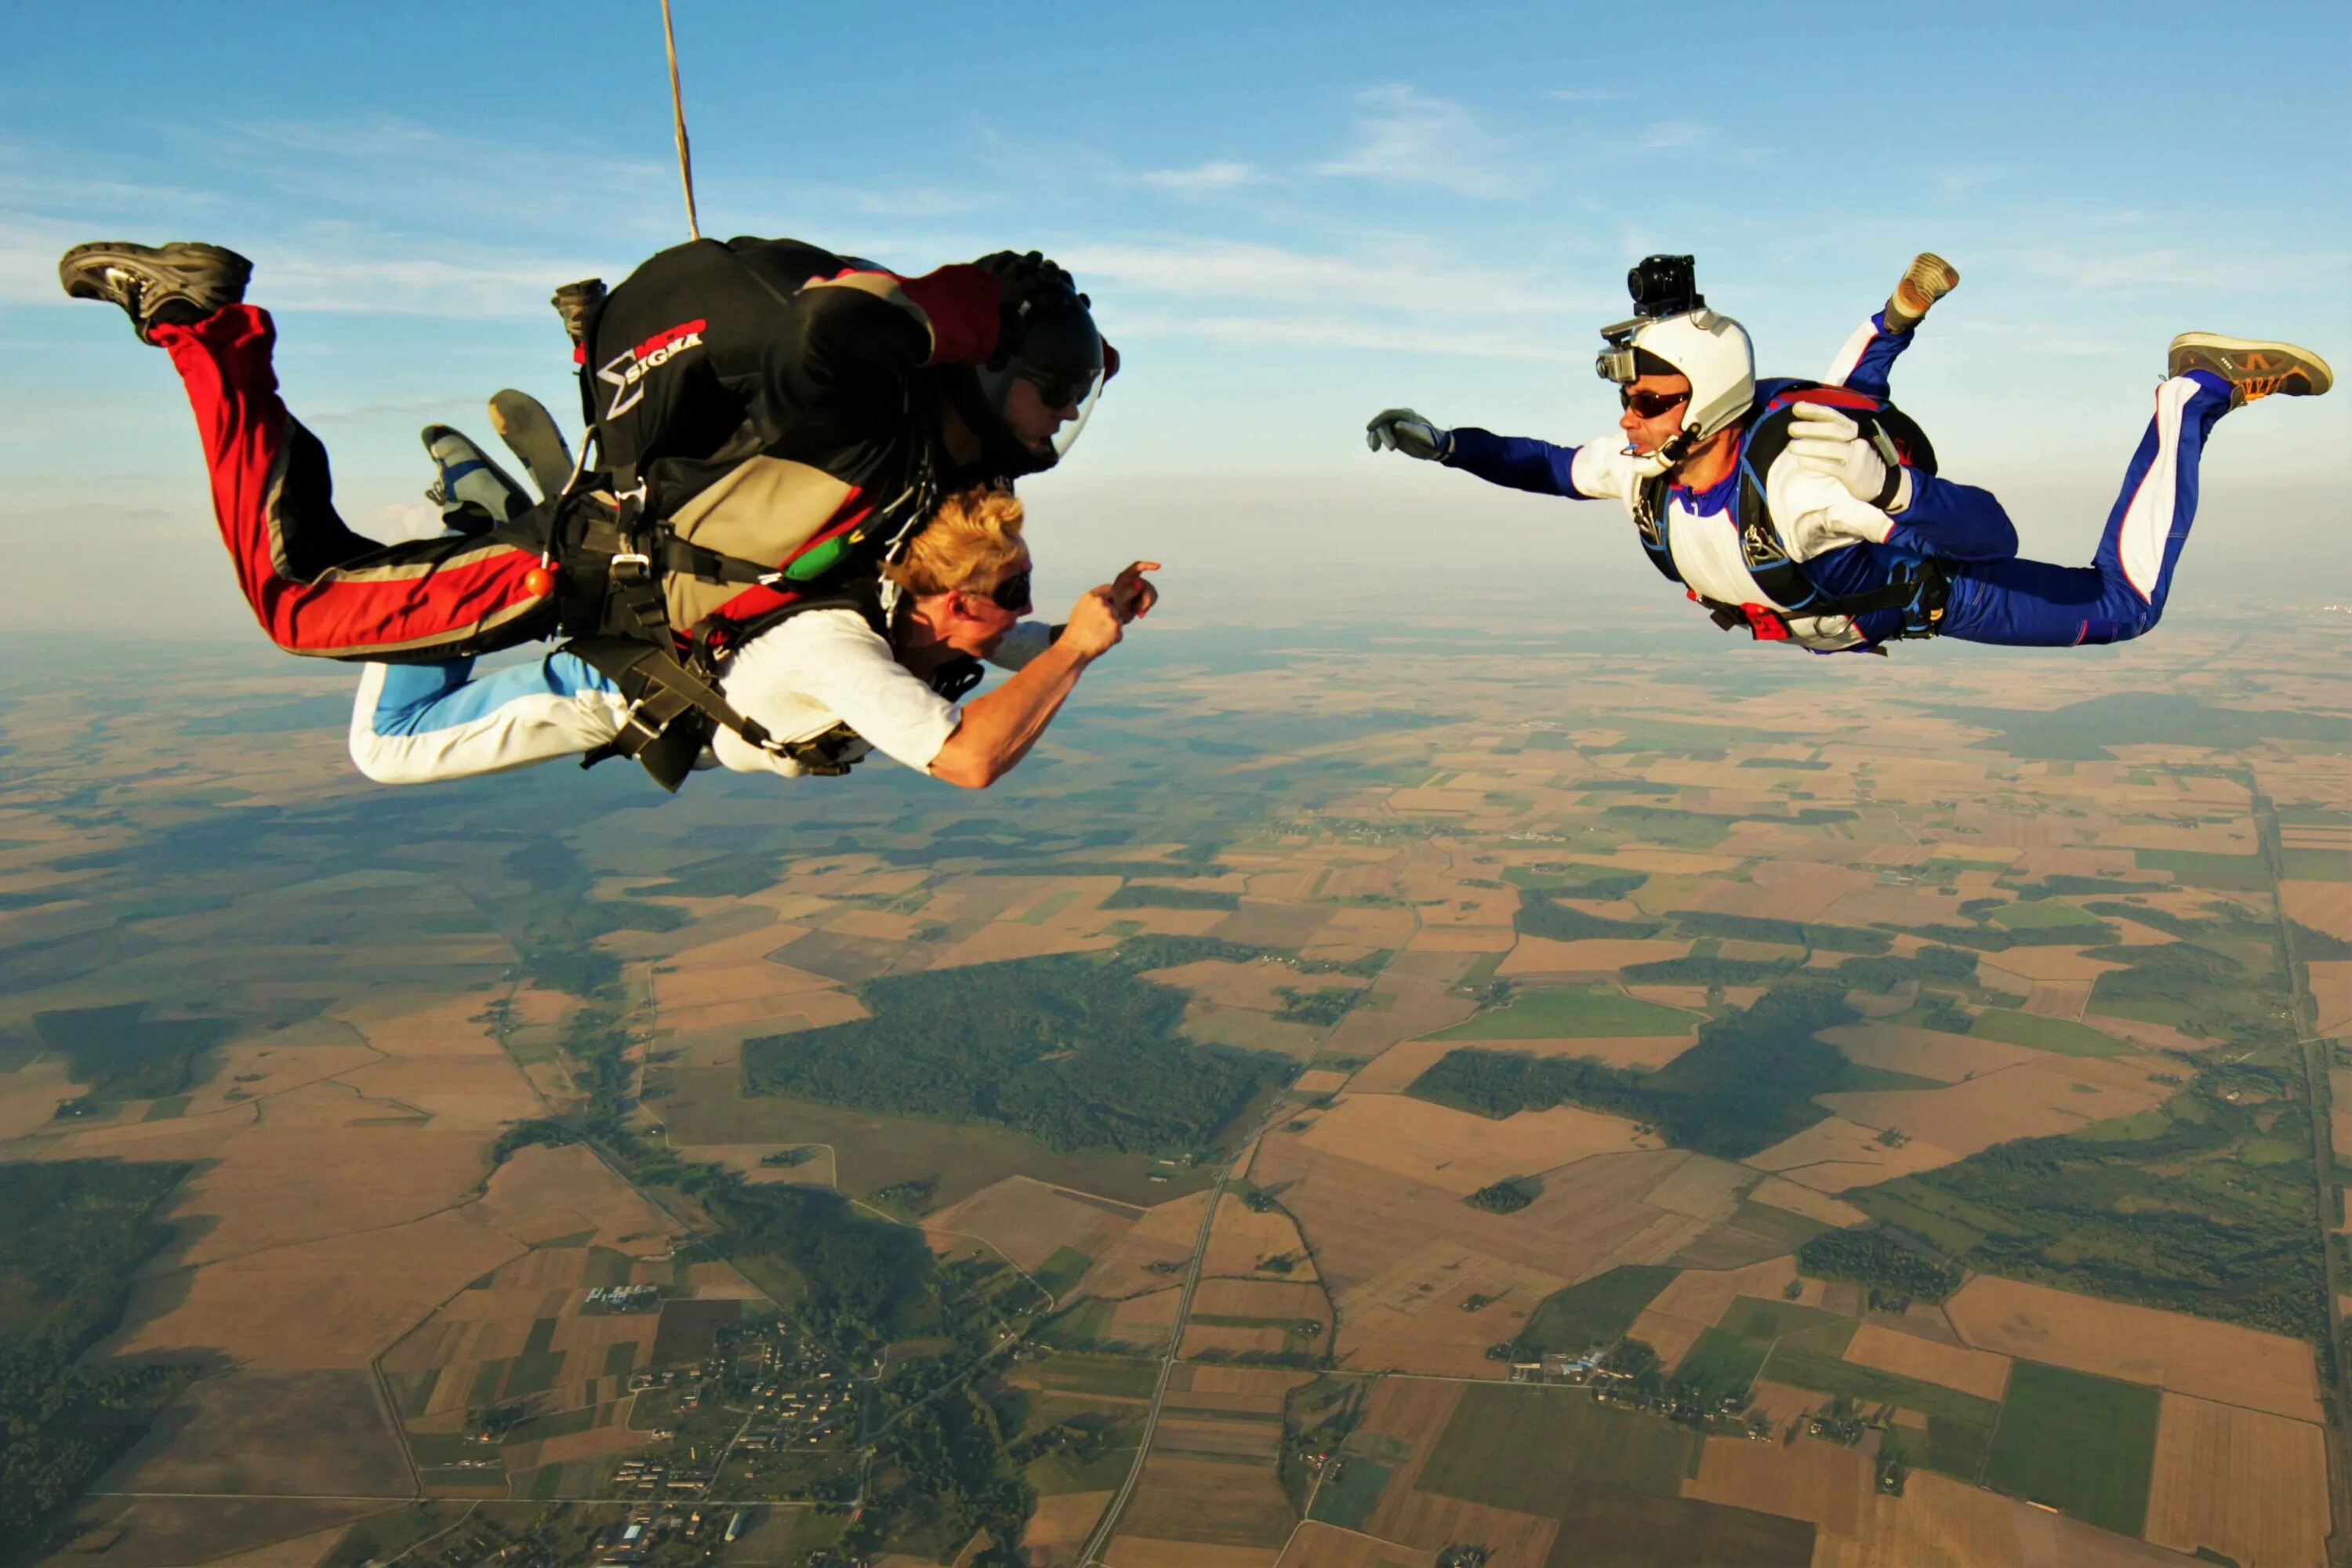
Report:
928,563,1158,789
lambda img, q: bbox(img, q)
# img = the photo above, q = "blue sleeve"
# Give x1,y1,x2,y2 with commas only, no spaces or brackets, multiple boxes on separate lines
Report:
1443,426,1591,499
1886,470,2019,562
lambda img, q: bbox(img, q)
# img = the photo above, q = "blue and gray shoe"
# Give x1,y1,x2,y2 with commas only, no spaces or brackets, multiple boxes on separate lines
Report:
421,424,534,535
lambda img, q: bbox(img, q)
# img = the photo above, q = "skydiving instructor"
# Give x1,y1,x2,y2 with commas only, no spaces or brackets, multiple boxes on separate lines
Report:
1367,254,2332,652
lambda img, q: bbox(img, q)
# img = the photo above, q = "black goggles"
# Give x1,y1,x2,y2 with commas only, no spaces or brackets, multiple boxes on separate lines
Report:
1619,386,1691,419
984,571,1032,612
1018,365,1098,412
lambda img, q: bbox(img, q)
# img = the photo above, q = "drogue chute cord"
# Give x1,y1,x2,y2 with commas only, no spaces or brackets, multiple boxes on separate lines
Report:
660,0,700,240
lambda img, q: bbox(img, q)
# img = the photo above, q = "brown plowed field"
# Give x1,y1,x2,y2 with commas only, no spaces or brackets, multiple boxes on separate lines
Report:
2281,880,2352,942
1283,1093,1652,1196
926,1174,1138,1272
1027,1490,1114,1566
2310,960,2352,1037
1275,1522,1436,1568
1746,1176,1869,1228
1106,1541,1281,1568
1636,1258,1823,1370
1112,1452,1298,1549
1816,1058,2172,1167
1194,1278,1331,1322
1842,1323,2011,1401
2143,1392,2328,1568
1334,1241,1566,1377
1743,1116,1965,1192
1365,1491,1558,1567
102,1203,524,1367
1180,1323,1291,1357
1947,1276,2322,1422
1684,1433,1874,1537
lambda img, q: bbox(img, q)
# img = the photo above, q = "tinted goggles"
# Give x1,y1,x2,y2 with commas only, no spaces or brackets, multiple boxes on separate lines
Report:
1018,365,1098,412
985,571,1032,613
1618,386,1691,419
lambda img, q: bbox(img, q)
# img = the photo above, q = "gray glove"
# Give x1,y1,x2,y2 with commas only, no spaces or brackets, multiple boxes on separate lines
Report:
1366,408,1452,462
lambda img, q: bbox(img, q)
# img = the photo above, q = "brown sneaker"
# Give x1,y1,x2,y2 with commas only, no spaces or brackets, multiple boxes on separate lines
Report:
2166,333,2334,407
1883,252,1959,334
60,241,252,343
550,278,606,347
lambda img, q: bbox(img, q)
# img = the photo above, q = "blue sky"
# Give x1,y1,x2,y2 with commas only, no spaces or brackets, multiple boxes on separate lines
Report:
9,0,2350,633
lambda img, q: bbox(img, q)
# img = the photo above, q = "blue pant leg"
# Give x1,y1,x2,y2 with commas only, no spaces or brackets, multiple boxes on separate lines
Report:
1937,372,2231,647
350,652,624,783
1826,310,1915,400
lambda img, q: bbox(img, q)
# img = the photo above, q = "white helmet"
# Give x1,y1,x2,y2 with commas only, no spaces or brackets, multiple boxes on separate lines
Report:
1596,307,1755,462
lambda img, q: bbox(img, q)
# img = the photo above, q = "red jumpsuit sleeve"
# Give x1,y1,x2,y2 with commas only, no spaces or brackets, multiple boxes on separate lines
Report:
891,263,1004,367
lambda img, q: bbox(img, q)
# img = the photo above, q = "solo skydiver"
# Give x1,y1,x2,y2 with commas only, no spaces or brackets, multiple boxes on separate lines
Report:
59,237,1119,786
1367,253,2332,652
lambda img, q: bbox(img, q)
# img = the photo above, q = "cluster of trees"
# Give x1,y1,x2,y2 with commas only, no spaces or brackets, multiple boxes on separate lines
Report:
1274,986,1359,1026
1875,1076,2325,1341
1101,883,1240,912
1,1160,198,1549
1795,1228,1962,1304
1831,945,1979,994
1515,895,1661,942
1666,912,1892,954
1621,955,1795,986
1465,1178,1539,1214
1411,984,1859,1160
1903,921,2118,953
31,1004,231,1103
744,942,1283,1155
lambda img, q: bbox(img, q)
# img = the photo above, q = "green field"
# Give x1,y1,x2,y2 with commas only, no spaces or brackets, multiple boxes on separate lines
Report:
1035,1354,1161,1400
1417,1384,1699,1510
1968,1010,2132,1057
1305,1455,1393,1529
1759,1345,2000,1480
1030,1247,1094,1301
1717,1296,1845,1341
1515,1265,1677,1356
1426,985,1697,1041
2132,848,2270,891
1676,1329,1770,1403
1980,1362,2159,1535
2281,848,2352,881
1988,899,2108,931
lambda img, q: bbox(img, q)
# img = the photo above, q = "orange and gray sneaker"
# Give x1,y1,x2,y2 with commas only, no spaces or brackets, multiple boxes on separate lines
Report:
1882,252,1959,335
2166,333,2334,407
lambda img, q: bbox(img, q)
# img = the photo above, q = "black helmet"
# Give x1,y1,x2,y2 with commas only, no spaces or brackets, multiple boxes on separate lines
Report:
953,251,1111,476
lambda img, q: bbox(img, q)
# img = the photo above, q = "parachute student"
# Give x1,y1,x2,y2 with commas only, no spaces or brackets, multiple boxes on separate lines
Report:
1368,253,2332,652
338,488,1156,789
57,238,1114,785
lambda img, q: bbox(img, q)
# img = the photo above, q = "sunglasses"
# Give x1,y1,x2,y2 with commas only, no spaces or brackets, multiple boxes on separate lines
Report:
1619,386,1691,419
982,571,1031,613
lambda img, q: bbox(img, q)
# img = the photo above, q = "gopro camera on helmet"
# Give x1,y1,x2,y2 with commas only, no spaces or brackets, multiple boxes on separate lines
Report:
1628,254,1703,320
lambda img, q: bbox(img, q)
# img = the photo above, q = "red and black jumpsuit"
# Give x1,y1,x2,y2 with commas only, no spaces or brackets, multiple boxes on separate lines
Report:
151,238,1007,660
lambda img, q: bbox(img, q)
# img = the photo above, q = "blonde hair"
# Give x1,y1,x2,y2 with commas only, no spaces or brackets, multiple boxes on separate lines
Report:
884,485,1027,597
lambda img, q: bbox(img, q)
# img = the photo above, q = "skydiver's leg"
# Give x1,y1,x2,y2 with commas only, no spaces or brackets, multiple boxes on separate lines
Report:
348,652,629,784
1826,254,1960,397
1936,372,2231,646
150,304,551,659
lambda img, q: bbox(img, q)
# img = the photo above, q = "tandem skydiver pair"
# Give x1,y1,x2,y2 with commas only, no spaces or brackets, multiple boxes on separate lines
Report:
60,237,1154,794
1368,252,2332,653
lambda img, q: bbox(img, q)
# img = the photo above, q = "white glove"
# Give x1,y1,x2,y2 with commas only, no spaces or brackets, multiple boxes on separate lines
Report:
1787,402,1911,513
1366,408,1452,462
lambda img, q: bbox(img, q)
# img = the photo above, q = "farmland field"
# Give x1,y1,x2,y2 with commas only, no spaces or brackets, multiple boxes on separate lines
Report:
1424,985,1698,1040
1980,1361,2161,1535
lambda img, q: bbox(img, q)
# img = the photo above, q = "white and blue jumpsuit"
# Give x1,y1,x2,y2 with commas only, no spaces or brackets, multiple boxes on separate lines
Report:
1443,311,2234,651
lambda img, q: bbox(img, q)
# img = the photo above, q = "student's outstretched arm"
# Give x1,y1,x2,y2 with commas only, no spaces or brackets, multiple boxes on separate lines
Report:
1368,408,1625,500
929,564,1157,789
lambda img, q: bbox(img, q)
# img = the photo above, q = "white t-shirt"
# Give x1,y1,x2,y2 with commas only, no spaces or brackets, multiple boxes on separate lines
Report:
709,611,1052,777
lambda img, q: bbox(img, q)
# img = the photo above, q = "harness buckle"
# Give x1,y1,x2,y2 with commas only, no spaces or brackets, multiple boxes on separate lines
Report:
609,550,652,583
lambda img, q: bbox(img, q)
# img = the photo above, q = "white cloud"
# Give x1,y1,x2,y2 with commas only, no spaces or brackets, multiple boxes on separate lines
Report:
1060,237,1602,318
1313,85,1522,198
1140,161,1265,192
1114,310,1583,362
1634,120,1714,152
